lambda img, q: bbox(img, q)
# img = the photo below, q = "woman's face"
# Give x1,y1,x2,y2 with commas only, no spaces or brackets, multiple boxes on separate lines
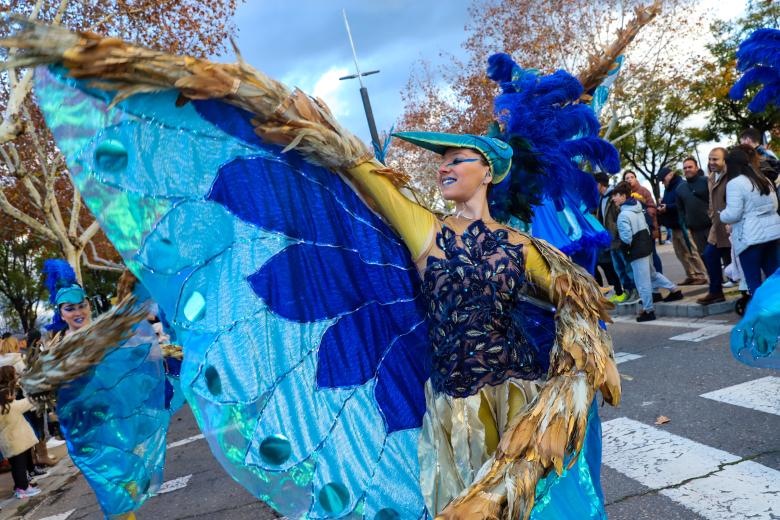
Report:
437,148,490,202
60,300,91,332
624,172,638,188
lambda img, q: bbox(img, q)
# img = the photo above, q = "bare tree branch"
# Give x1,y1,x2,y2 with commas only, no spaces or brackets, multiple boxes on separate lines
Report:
0,188,57,241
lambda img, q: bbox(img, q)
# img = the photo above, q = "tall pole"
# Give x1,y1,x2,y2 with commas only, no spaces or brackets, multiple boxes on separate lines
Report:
340,9,381,148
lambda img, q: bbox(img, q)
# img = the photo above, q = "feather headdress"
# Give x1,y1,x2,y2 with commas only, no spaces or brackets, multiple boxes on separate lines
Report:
486,53,621,218
730,28,780,112
42,258,78,331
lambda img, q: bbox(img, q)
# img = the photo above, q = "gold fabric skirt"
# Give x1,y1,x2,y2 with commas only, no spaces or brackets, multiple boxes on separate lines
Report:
418,378,542,514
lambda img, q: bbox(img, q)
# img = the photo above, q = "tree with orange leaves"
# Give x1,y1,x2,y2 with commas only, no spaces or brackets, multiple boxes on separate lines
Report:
0,0,242,282
391,0,704,208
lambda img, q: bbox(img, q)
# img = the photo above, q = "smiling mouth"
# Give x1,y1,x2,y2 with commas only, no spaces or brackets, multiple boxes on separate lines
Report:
441,177,457,186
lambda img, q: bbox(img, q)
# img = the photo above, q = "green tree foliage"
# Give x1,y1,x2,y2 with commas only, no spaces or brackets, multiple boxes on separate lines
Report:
0,233,49,333
690,1,780,145
611,92,701,200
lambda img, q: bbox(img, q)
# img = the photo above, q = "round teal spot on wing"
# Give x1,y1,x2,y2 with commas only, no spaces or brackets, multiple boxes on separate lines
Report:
204,366,222,396
318,482,350,514
94,139,128,174
183,291,206,322
375,508,400,520
258,434,291,466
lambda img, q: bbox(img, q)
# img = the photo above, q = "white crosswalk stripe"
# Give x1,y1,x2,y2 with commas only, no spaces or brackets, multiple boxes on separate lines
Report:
167,433,205,449
38,511,76,520
603,417,780,519
669,324,733,342
613,352,642,364
701,376,780,416
158,474,192,494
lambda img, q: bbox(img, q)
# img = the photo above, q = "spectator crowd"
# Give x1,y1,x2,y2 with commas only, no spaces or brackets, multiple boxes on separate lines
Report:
595,128,780,322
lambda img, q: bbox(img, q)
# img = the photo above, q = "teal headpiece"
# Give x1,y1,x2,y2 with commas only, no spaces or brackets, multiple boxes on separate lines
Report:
55,284,87,306
392,131,513,184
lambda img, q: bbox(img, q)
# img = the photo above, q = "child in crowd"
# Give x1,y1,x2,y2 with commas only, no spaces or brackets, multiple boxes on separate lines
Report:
0,366,42,499
612,182,683,322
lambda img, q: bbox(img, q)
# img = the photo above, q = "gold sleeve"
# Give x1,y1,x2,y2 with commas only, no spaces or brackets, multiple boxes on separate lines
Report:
523,241,554,302
345,161,437,260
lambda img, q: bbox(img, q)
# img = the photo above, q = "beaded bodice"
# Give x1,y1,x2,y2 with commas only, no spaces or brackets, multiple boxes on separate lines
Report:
422,219,547,397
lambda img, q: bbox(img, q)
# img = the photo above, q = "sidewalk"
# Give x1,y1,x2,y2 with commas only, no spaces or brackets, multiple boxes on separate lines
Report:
0,441,78,520
608,243,740,318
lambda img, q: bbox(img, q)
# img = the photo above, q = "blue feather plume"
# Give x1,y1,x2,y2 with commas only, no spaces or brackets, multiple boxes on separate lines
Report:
43,259,77,305
486,53,620,218
730,28,780,112
42,259,78,332
730,66,780,100
487,53,516,83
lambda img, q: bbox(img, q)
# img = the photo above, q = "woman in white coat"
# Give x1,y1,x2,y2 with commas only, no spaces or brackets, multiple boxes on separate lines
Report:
719,146,780,295
0,366,41,499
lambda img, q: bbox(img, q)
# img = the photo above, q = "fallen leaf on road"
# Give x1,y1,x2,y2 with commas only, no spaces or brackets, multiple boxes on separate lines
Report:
620,373,634,381
655,415,670,425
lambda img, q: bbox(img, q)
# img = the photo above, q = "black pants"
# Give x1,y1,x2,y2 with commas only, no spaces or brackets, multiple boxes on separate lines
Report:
8,448,33,490
596,257,624,295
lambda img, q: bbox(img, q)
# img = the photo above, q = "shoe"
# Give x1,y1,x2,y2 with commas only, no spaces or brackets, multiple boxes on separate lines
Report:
652,293,663,303
691,277,708,285
623,289,641,304
663,290,684,302
696,293,725,305
28,466,47,477
722,279,737,288
609,292,628,304
45,438,66,449
636,310,656,322
678,277,695,285
14,486,41,499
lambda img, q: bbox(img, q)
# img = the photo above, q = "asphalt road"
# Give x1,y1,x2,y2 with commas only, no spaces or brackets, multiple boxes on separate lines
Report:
15,307,778,520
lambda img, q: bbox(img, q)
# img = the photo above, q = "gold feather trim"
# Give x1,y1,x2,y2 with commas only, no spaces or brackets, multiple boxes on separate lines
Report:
161,343,183,360
577,0,661,96
0,19,372,173
21,296,148,401
438,237,620,520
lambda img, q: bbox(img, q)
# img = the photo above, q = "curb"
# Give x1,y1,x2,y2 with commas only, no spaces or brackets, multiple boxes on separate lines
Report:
611,298,737,318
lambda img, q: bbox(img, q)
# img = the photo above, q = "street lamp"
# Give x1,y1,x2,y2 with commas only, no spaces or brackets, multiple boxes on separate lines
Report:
339,9,381,149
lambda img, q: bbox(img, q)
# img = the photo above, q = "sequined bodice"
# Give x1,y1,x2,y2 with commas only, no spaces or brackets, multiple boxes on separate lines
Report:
422,220,546,397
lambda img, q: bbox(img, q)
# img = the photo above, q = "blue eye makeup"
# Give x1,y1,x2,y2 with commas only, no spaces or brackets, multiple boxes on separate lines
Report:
444,158,480,167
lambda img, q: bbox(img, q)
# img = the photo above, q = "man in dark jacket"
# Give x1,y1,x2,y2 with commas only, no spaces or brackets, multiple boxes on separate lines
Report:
697,147,731,305
658,167,707,285
676,157,712,256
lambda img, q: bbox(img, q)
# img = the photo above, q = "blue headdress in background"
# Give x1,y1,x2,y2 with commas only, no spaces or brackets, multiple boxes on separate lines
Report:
729,28,780,112
42,258,86,331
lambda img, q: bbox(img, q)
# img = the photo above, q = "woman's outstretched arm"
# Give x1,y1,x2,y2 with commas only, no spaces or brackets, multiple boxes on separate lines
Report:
346,160,437,261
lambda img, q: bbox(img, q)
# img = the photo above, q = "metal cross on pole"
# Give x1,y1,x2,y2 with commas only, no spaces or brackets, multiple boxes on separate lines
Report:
338,9,381,148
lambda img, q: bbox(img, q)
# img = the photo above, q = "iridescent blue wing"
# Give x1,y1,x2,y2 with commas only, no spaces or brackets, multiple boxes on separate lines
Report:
731,268,780,369
35,66,430,519
55,310,170,516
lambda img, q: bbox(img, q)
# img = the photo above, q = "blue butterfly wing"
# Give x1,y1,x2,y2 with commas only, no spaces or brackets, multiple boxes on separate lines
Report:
35,66,430,519
731,268,780,369
55,314,169,516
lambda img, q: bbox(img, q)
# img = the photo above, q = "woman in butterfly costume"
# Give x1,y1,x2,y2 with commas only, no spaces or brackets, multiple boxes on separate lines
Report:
2,20,621,520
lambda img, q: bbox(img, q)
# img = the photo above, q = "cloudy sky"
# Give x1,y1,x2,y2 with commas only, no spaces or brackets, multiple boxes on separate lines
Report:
221,0,747,172
221,1,471,143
